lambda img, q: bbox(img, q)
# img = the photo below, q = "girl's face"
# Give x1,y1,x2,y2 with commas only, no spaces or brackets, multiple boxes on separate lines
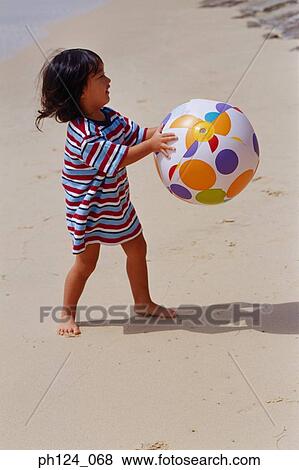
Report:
80,62,111,112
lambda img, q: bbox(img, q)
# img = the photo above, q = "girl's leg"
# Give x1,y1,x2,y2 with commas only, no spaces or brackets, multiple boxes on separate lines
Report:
121,233,176,318
58,243,101,336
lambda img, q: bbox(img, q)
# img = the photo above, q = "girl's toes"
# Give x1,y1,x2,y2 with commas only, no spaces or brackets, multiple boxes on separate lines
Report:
57,324,80,337
65,328,76,337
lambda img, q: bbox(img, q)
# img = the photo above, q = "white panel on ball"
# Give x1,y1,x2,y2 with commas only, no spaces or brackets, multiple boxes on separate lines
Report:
154,99,260,205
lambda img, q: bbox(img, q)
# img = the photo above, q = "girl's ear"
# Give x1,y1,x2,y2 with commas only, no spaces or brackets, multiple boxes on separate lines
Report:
81,78,89,99
81,86,87,99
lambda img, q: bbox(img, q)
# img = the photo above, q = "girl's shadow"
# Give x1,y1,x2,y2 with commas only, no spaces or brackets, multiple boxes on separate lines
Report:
79,301,299,335
124,301,299,334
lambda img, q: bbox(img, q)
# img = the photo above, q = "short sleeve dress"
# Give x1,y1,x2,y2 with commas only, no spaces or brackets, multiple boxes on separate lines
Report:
61,106,148,255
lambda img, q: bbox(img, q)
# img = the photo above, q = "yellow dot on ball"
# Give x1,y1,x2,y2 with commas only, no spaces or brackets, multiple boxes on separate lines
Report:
231,136,243,143
192,121,214,142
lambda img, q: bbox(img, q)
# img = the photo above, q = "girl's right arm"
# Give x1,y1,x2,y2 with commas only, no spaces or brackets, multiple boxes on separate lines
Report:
119,124,178,169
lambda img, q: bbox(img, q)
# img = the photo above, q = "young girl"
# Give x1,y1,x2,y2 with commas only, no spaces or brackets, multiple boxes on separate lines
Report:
35,48,178,336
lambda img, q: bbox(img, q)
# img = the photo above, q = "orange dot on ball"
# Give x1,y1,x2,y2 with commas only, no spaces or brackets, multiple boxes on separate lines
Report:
179,160,216,190
227,169,254,198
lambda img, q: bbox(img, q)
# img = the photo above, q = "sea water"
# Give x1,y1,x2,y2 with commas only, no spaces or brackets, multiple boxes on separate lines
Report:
0,0,109,61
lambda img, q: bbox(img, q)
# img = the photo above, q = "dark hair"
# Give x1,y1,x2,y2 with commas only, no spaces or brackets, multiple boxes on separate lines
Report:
35,48,103,131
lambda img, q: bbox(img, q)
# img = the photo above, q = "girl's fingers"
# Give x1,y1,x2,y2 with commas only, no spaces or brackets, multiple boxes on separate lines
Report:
160,146,175,158
161,143,175,151
159,147,170,158
162,133,177,138
162,150,171,158
162,137,178,143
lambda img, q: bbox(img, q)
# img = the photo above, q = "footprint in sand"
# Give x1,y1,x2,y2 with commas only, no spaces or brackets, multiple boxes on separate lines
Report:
35,174,48,180
262,189,285,197
138,441,170,450
225,240,237,247
219,219,235,224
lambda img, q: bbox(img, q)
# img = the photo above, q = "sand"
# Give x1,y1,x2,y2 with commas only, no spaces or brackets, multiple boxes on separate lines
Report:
0,0,298,450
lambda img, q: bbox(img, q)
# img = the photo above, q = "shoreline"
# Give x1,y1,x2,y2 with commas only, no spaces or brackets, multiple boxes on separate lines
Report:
0,0,108,63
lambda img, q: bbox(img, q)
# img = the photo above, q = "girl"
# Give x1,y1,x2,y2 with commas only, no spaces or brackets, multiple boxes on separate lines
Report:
35,48,178,337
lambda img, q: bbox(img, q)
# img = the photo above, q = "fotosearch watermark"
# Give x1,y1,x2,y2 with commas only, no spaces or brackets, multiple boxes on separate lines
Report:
40,303,273,326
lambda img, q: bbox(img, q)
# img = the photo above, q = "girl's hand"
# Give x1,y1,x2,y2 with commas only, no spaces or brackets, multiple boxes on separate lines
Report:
149,124,178,158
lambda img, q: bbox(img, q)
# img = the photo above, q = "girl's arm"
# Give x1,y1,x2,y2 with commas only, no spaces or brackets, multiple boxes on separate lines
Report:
144,127,158,141
120,125,177,169
119,139,154,169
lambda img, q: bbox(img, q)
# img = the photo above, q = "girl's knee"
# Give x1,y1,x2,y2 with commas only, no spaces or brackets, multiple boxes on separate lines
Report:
74,244,100,276
122,233,147,258
138,237,147,258
75,261,97,278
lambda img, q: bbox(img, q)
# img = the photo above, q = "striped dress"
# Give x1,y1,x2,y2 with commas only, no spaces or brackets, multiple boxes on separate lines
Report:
61,106,148,255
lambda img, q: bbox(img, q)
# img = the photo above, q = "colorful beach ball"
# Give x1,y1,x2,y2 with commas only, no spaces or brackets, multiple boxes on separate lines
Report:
154,99,260,205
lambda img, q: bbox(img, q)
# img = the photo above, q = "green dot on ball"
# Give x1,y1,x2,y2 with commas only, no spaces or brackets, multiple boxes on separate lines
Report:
196,189,226,205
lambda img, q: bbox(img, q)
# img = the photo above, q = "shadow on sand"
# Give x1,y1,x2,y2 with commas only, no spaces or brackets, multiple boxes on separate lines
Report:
78,301,299,335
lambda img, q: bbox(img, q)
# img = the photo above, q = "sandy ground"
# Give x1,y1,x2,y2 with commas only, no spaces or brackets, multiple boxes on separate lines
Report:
1,0,299,450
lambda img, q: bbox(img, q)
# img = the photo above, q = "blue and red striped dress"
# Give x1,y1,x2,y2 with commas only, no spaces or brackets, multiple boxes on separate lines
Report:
61,106,148,254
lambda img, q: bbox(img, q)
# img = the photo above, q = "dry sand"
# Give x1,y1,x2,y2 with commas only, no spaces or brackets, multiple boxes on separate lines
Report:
0,0,299,450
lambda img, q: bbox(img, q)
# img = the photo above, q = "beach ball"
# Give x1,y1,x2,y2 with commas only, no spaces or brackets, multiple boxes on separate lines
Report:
154,99,260,205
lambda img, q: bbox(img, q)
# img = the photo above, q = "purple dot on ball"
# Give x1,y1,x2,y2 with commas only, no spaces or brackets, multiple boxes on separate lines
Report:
169,184,192,199
253,133,260,156
184,140,198,158
216,149,239,175
216,102,232,113
162,113,172,127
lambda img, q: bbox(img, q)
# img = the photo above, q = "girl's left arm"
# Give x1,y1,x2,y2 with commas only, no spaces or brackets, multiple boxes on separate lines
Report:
144,127,158,141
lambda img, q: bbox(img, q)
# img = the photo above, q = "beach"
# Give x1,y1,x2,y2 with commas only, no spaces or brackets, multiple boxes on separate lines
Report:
0,0,298,450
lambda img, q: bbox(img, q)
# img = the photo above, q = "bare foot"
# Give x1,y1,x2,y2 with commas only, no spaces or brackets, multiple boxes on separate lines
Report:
57,312,81,337
134,301,176,319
